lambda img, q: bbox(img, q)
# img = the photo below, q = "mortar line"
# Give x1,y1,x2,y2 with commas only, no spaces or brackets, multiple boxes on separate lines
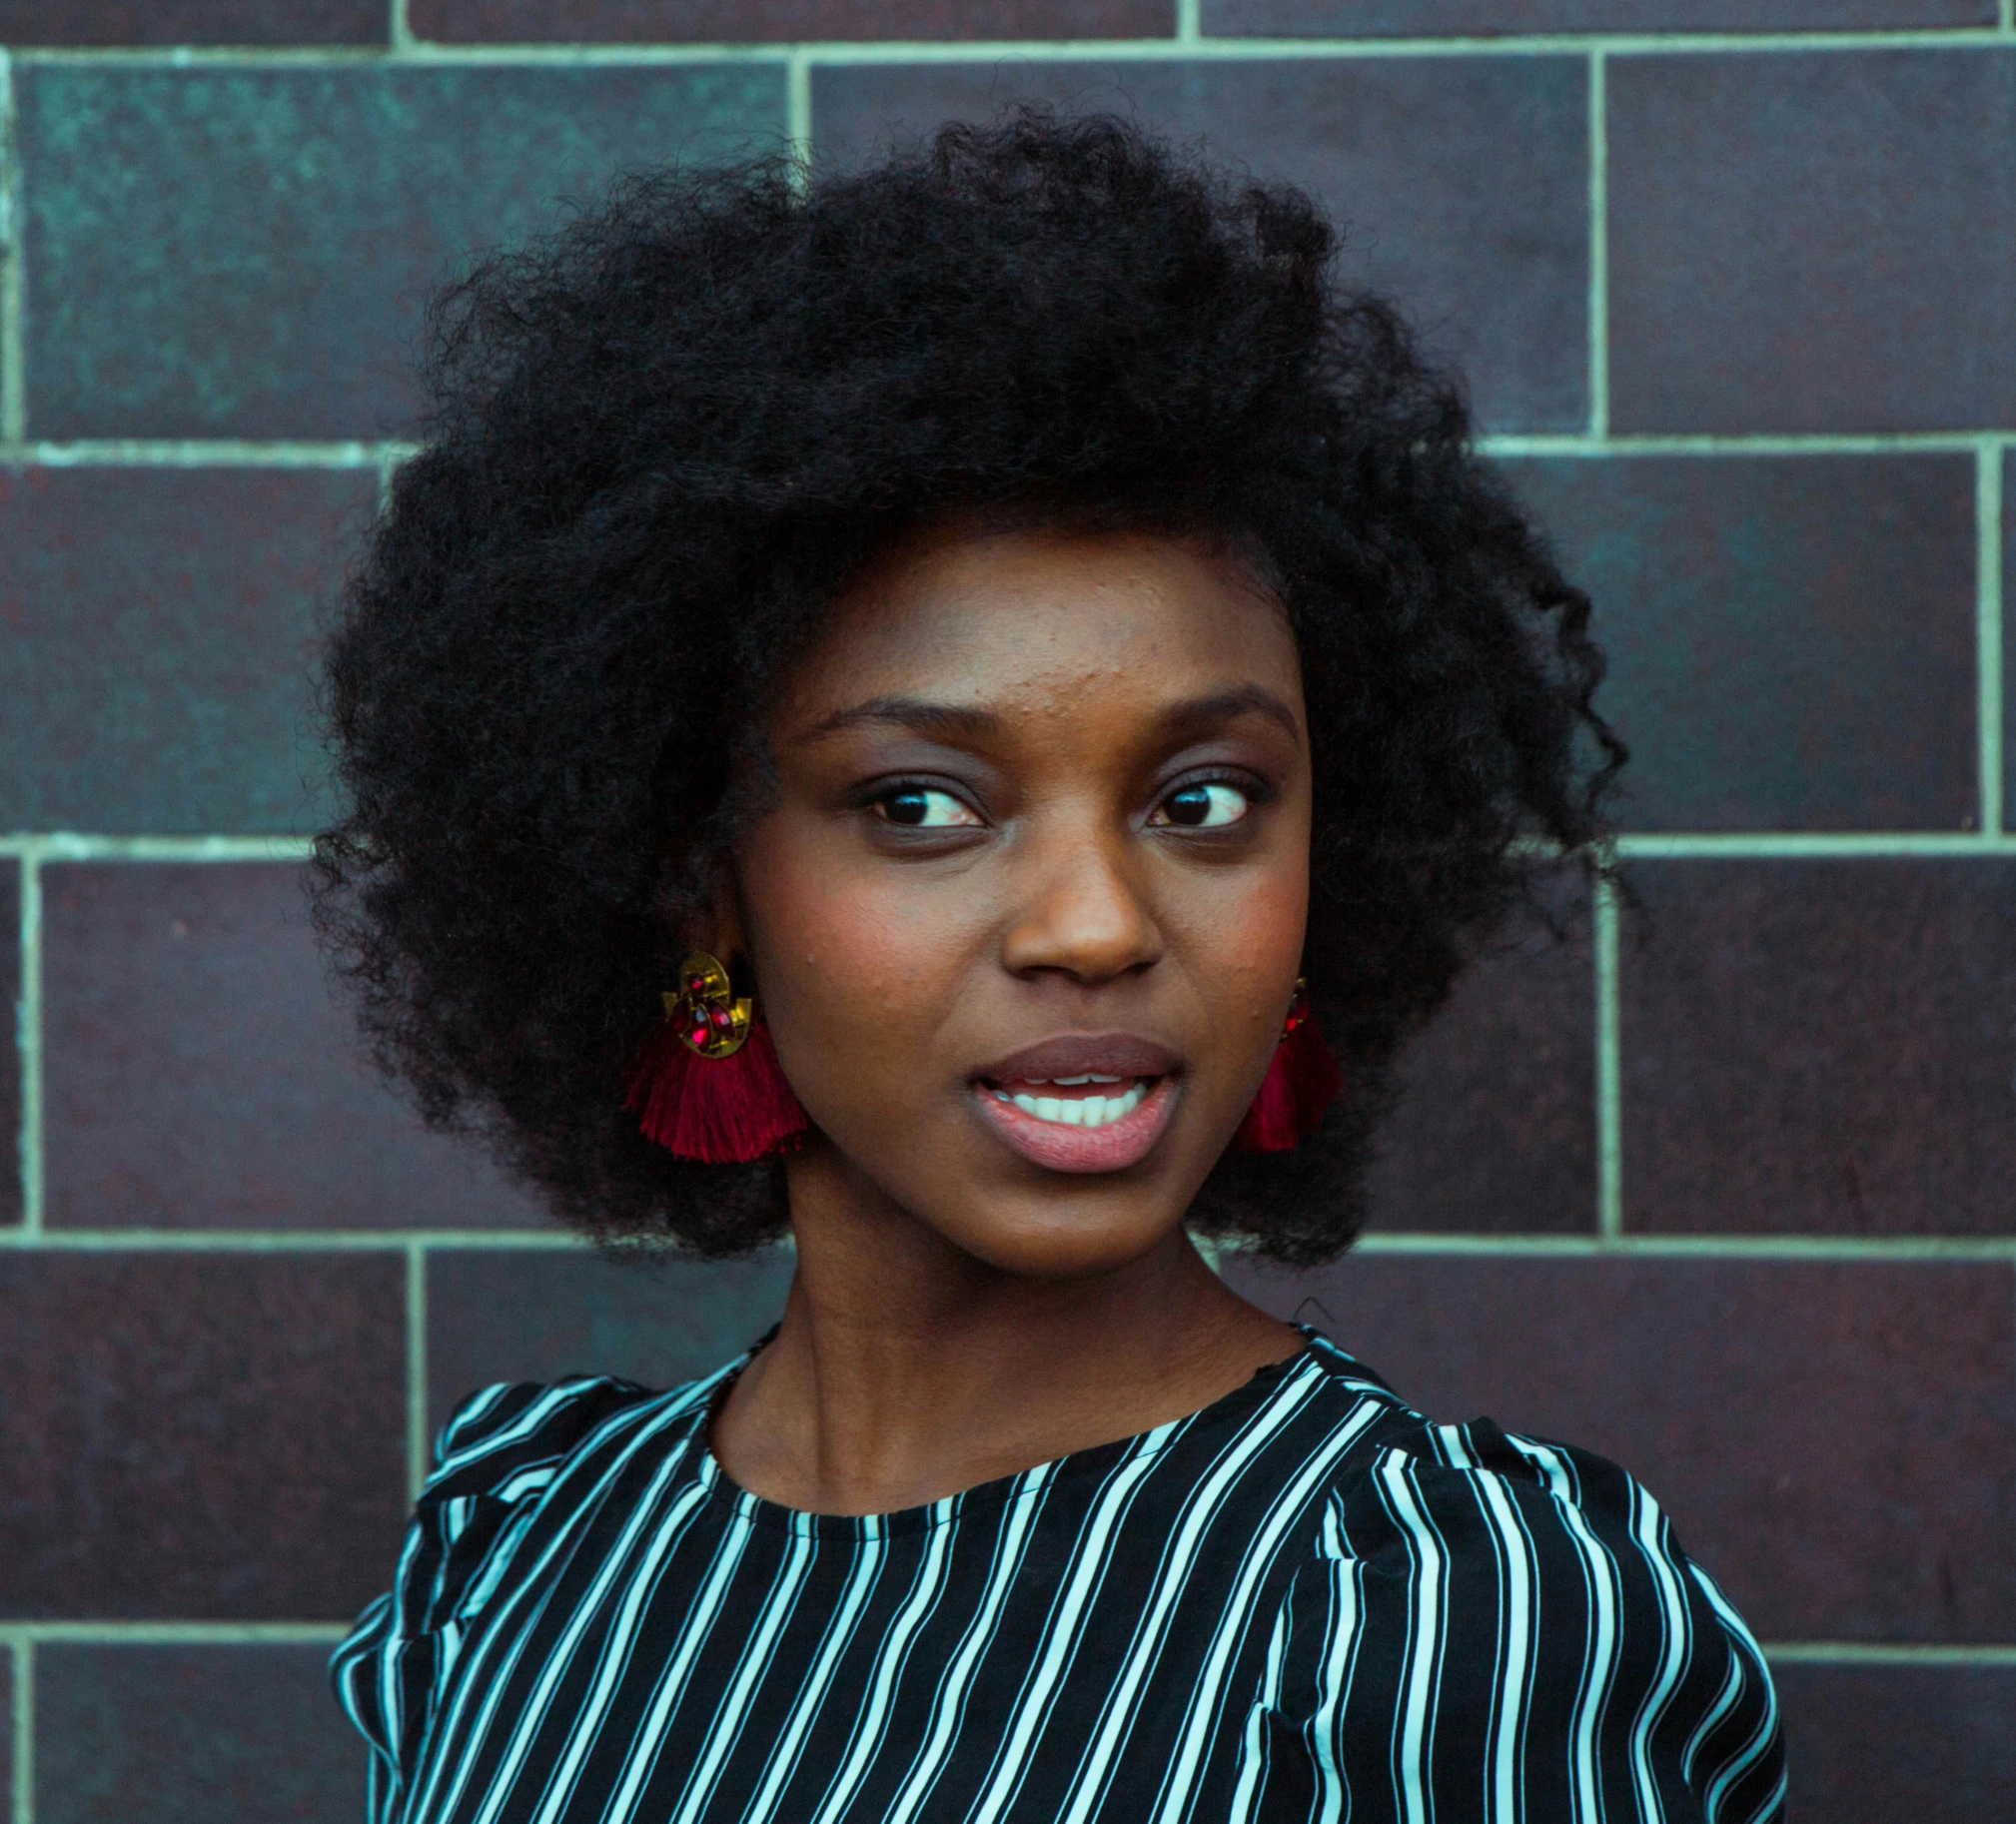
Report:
1483,432,2012,457
1978,441,2004,835
391,0,415,53
785,49,812,179
0,52,25,448
9,30,2015,65
0,435,2003,470
2003,0,2014,34
1760,1641,2016,1664
1315,1234,2016,1260
9,830,2016,863
10,1637,28,1824
0,834,315,862
7,1226,2012,1259
2,439,415,467
1176,0,1202,43
407,1240,430,1501
1613,831,2016,857
0,1622,352,1645
16,855,40,1236
1585,48,1607,442
377,451,399,516
1593,870,1622,1241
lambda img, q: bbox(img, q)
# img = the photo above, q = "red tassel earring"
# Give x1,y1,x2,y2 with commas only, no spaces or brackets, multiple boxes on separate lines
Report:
1234,976,1342,1152
625,952,810,1164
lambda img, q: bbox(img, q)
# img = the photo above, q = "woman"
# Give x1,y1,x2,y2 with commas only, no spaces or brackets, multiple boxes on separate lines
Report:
321,112,1783,1823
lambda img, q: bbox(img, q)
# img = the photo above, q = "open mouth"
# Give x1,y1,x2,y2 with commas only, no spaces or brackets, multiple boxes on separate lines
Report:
985,1073,1154,1130
969,1034,1183,1174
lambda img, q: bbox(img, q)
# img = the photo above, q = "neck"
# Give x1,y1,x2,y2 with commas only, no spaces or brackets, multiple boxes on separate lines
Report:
707,1145,1302,1516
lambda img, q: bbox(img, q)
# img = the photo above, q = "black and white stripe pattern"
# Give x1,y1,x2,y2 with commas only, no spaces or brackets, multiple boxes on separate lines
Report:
333,1328,1784,1823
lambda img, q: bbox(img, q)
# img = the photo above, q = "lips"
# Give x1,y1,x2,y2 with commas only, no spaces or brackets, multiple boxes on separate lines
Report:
971,1032,1183,1175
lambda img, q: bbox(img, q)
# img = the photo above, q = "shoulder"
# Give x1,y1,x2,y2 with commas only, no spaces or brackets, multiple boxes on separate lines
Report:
328,1368,728,1798
1256,1337,1785,1822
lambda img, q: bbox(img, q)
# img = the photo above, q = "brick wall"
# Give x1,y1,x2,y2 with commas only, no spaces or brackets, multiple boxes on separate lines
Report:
3,5,2011,1818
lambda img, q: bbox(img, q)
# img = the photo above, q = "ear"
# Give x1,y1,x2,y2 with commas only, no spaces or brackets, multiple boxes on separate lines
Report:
693,866,748,974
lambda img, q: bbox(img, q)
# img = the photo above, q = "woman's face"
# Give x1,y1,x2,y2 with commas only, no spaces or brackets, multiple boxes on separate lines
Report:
733,524,1312,1278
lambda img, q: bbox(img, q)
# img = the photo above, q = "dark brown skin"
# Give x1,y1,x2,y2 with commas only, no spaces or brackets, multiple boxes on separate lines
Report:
708,525,1312,1516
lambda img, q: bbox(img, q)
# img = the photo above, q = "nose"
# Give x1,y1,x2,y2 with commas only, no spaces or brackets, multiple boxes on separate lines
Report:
998,813,1165,986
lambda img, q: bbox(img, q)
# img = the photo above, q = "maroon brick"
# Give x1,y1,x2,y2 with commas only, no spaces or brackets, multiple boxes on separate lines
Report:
41,863,546,1231
413,0,1171,38
1507,455,1978,832
1368,910,1594,1234
813,57,1588,433
20,65,785,440
1223,1254,2016,1641
428,1248,794,1433
1608,50,2016,434
0,860,19,1227
35,1645,364,1824
0,467,373,835
1207,0,1991,31
0,1252,406,1618
0,1,385,41
1771,1662,2016,1823
1619,860,2016,1235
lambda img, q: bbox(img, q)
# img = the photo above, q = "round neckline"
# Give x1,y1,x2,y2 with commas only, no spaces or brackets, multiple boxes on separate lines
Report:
691,1325,1327,1538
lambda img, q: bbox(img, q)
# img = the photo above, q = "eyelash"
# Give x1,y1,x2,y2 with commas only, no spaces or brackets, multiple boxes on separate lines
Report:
861,769,1274,832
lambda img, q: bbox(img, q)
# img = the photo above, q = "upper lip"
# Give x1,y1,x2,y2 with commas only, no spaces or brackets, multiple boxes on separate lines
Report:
974,1032,1183,1084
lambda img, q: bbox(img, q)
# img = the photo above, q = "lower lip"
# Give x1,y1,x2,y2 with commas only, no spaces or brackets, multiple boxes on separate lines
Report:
971,1077,1179,1175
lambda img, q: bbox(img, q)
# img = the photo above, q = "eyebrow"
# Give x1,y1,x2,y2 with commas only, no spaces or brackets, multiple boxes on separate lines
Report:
1154,686,1302,743
797,698,1004,744
798,686,1301,747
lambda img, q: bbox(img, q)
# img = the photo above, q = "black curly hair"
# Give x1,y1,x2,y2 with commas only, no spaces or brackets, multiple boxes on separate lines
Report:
314,108,1620,1267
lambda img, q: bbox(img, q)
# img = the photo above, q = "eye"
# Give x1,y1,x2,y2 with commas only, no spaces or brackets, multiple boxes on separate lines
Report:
1153,781,1251,829
875,786,983,829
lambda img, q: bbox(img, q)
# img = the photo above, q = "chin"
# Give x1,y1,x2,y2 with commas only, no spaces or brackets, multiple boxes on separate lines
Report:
936,1194,1188,1282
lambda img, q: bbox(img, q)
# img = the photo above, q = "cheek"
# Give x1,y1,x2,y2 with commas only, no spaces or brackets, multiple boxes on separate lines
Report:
732,816,978,1097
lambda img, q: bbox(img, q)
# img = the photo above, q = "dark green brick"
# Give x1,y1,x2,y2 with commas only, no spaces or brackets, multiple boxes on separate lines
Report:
428,1249,794,1434
0,466,373,834
20,64,786,440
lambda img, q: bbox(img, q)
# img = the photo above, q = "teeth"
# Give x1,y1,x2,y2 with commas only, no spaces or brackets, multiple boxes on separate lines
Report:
997,1081,1149,1129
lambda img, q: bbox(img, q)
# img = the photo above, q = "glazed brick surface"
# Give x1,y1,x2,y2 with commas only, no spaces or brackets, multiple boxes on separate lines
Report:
1206,0,1991,28
412,0,1174,38
1222,1253,2016,1642
1770,1662,2016,1823
0,1,386,40
1607,49,2016,433
0,860,18,1227
18,65,786,440
1619,859,2016,1235
1366,911,1594,1234
813,56,1587,433
427,1249,796,1433
0,467,374,834
0,1253,407,1618
34,1645,364,1824
40,863,547,1231
1508,454,1978,831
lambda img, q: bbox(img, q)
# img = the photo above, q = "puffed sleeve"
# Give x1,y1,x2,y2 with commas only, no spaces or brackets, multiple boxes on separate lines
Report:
1241,1416,1784,1824
329,1376,652,1823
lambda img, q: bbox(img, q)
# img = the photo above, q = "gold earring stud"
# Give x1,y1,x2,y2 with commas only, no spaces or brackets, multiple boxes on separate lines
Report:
665,951,752,1059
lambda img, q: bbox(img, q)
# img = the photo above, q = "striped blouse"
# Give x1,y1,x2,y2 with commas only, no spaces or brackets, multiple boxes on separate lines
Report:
332,1326,1785,1823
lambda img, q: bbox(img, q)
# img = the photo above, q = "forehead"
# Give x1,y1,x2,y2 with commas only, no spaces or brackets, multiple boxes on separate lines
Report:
774,526,1302,731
